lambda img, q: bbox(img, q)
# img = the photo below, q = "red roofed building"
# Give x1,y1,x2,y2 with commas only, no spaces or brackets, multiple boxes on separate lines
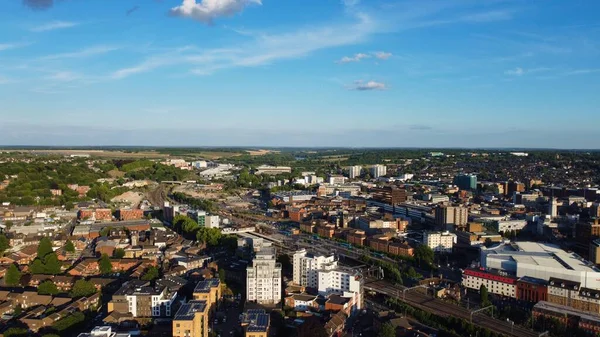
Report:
117,209,144,221
462,268,517,298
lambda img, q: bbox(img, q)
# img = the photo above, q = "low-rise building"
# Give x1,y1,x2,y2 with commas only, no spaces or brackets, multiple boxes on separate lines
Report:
108,279,181,318
241,309,270,337
423,231,456,253
172,300,209,337
462,268,517,298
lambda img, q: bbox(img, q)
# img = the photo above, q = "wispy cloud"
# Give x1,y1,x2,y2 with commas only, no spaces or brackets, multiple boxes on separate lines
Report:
0,42,30,52
374,51,392,60
336,51,391,63
505,67,553,76
30,20,79,32
349,80,387,91
45,71,81,82
336,53,371,63
564,69,600,76
40,45,119,60
170,0,262,25
461,10,514,23
113,11,378,78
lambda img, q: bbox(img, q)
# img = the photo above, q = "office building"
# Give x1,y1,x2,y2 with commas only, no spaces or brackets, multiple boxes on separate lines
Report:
246,247,282,305
348,166,362,179
434,206,468,230
453,174,477,190
506,181,526,196
255,165,292,175
370,165,387,178
590,239,600,265
328,175,346,185
172,300,209,337
423,231,456,253
481,242,600,289
370,186,407,205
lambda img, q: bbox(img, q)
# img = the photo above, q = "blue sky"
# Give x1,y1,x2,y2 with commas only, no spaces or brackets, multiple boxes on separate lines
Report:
0,0,599,148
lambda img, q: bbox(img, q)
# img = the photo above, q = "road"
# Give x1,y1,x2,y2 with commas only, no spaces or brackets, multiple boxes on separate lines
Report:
364,279,538,337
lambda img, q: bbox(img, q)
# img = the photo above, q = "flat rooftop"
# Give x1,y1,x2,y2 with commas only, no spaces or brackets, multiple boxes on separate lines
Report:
193,278,220,293
174,300,208,320
483,241,600,273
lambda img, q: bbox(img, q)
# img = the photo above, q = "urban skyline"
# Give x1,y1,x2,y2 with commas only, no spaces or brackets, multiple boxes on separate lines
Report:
1,0,599,147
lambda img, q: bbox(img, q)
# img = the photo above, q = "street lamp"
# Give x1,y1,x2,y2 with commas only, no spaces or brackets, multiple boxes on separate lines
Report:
507,318,514,335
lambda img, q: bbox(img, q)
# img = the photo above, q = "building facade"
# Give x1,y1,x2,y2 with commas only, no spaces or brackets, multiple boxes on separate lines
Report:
246,247,282,305
423,231,456,253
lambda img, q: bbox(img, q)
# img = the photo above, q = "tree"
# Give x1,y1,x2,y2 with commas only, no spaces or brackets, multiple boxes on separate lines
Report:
4,264,21,286
99,253,113,274
0,233,10,255
100,226,113,237
29,258,45,274
414,245,434,267
378,322,396,337
70,279,97,298
38,280,59,295
114,248,125,258
43,253,62,275
141,266,159,281
64,240,75,253
4,328,28,337
480,284,490,306
38,237,54,260
64,201,74,211
196,227,222,247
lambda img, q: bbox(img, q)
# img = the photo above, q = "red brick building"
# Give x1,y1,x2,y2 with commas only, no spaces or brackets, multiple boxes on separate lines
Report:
346,230,366,246
117,209,144,221
388,241,414,257
516,277,548,302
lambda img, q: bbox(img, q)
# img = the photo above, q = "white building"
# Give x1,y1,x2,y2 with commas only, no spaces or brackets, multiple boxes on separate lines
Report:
77,326,134,337
462,268,517,298
191,160,208,169
398,173,414,181
370,165,387,178
292,249,362,310
255,165,292,175
205,215,220,228
348,166,362,179
549,198,558,218
246,247,282,305
481,241,600,289
493,219,527,233
293,249,337,287
423,231,457,253
328,175,346,185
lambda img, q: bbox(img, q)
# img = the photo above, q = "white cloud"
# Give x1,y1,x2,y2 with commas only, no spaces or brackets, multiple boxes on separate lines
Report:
505,67,552,76
45,71,81,82
461,10,514,23
113,12,378,78
30,20,79,32
40,46,119,60
336,53,371,63
350,80,387,91
505,67,524,76
0,42,30,52
374,51,392,60
565,69,600,75
170,0,262,25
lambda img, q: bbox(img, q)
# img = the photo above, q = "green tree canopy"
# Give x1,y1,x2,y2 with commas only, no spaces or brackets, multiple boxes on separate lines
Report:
64,240,75,253
4,328,28,337
196,227,222,247
38,237,54,260
0,233,10,255
114,248,125,259
70,279,97,298
99,253,112,274
38,280,60,295
5,264,21,286
378,322,396,337
480,284,490,306
414,245,434,267
141,266,159,281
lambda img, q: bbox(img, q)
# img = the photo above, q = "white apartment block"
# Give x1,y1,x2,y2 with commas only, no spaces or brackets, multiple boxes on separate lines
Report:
370,165,387,178
348,166,362,179
293,249,337,287
247,247,282,305
462,268,517,298
292,249,362,311
423,231,457,253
